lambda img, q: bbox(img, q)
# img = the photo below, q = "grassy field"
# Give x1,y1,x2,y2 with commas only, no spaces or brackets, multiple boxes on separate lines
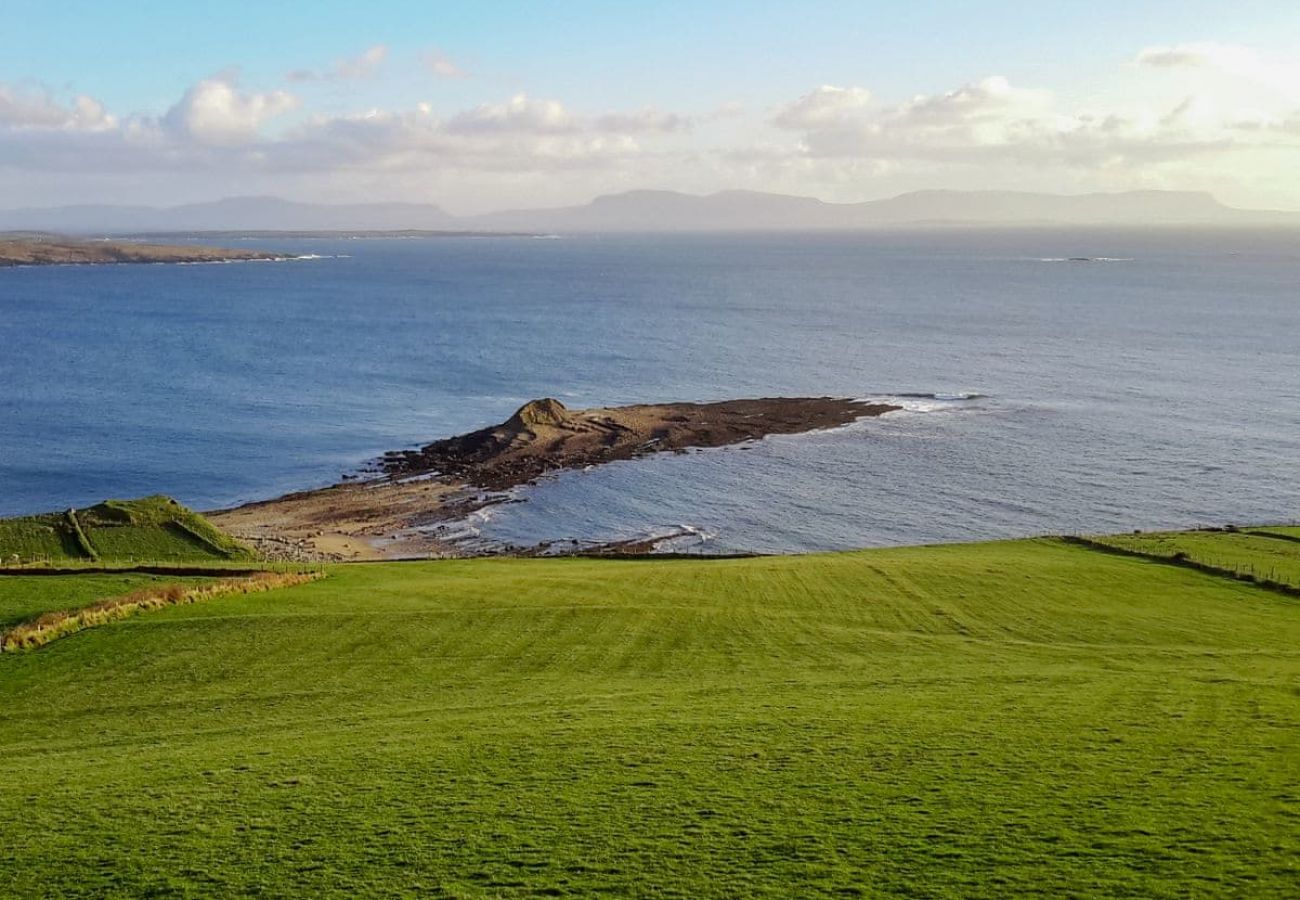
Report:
1,537,1297,897
1091,529,1300,587
0,495,250,564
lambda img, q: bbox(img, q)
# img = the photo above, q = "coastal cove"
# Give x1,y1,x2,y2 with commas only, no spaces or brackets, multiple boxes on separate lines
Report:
3,229,1299,553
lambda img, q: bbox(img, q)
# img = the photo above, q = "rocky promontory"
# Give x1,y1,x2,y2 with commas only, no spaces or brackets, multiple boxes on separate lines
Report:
210,396,900,560
381,397,899,490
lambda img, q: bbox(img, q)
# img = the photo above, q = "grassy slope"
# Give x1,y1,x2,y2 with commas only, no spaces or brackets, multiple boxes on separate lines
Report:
1093,530,1300,587
1,540,1297,897
0,513,83,560
83,523,224,561
0,495,250,564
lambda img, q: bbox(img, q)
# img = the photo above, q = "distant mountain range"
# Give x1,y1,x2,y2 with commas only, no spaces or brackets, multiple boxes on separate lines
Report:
3,189,1296,234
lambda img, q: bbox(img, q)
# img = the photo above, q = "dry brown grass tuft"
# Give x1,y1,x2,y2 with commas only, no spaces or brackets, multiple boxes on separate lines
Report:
0,571,324,653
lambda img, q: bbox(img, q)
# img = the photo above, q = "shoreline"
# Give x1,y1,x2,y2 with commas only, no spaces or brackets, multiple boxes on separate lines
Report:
207,396,900,561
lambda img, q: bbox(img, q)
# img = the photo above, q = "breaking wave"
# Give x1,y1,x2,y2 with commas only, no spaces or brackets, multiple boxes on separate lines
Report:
859,392,987,415
1037,257,1134,263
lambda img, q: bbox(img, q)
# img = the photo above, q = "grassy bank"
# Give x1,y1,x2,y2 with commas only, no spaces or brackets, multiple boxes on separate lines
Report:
0,536,1296,896
0,495,251,565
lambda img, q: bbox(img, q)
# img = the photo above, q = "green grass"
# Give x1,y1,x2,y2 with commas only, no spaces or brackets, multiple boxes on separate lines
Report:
1,537,1297,897
81,495,249,557
1092,529,1300,587
0,572,213,629
84,522,228,561
0,494,251,564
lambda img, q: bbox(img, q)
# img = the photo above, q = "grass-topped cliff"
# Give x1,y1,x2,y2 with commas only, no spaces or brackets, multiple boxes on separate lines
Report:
0,494,253,564
1,531,1297,896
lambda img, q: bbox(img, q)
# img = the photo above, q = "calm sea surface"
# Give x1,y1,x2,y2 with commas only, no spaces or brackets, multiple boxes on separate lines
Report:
2,230,1298,552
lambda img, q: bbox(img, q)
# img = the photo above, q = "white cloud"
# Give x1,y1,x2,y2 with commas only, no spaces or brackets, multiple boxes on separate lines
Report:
67,96,117,131
0,80,693,184
163,76,298,145
1136,42,1300,99
1137,42,1250,69
772,75,1245,169
269,102,653,176
422,50,466,79
771,85,870,129
0,86,68,128
337,44,389,79
287,44,389,82
446,94,578,135
0,85,116,131
895,76,1050,124
595,107,691,134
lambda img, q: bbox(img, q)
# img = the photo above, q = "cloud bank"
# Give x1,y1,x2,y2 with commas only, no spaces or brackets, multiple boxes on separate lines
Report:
2,41,1298,211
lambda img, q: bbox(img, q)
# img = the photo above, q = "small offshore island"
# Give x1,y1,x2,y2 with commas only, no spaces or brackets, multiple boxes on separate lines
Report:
209,396,900,560
0,232,279,267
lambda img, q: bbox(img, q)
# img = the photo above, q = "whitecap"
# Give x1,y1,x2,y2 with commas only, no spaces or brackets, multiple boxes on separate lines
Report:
857,392,986,415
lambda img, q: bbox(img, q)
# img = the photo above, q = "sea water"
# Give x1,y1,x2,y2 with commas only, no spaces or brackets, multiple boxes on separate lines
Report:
2,229,1297,552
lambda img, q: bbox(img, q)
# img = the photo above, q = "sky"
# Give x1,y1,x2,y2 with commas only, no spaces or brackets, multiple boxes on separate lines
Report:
2,0,1299,212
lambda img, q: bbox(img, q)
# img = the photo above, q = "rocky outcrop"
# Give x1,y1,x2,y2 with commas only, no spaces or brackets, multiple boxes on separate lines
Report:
381,396,900,490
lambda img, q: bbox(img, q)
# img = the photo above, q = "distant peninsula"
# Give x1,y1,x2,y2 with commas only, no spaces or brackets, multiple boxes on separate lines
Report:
125,229,540,241
0,233,280,267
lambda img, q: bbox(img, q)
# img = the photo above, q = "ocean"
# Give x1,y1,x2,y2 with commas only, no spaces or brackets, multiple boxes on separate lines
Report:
2,229,1298,553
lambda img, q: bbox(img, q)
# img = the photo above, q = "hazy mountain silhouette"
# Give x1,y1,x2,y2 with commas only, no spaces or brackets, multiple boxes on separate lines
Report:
469,189,1294,230
3,189,1295,233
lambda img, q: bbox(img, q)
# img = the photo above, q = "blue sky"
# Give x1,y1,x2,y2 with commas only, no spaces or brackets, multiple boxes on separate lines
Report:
2,1,1299,210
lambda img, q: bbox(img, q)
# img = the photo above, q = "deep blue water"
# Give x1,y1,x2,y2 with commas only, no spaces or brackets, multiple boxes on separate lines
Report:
2,230,1298,552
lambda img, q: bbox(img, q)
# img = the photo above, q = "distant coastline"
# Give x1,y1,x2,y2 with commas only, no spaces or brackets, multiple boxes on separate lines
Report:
0,233,281,267
124,229,543,241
